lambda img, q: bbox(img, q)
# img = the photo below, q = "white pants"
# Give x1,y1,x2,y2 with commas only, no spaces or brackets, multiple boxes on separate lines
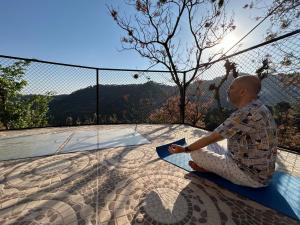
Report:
190,143,265,188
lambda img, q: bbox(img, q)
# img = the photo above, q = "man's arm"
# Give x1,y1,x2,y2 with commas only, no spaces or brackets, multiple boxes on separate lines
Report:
186,132,224,152
169,132,225,154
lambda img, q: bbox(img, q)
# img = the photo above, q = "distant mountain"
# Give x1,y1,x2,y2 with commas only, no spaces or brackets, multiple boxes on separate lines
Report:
48,81,175,125
48,73,300,125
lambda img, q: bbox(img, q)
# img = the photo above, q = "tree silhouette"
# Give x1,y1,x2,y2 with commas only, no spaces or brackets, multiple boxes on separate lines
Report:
108,0,236,123
209,59,238,113
244,0,300,35
244,0,300,75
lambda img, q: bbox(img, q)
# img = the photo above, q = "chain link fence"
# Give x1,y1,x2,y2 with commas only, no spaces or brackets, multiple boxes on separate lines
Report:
186,29,300,153
0,57,96,128
97,69,180,125
0,56,179,128
0,29,299,153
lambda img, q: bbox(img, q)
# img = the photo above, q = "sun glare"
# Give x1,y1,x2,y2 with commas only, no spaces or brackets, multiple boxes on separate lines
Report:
219,33,238,51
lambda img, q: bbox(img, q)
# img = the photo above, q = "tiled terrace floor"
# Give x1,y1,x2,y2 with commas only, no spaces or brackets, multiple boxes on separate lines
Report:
0,124,299,225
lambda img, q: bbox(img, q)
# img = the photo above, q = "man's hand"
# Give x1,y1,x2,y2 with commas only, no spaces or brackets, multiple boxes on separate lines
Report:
168,132,224,154
168,144,185,154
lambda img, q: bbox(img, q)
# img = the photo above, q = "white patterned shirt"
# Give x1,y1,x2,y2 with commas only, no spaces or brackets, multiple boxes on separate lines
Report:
214,99,278,185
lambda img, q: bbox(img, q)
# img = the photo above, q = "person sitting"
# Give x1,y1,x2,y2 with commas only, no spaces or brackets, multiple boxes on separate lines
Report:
169,75,278,188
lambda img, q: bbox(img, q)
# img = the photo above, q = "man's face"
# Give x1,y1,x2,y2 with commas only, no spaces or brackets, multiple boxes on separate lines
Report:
227,80,242,106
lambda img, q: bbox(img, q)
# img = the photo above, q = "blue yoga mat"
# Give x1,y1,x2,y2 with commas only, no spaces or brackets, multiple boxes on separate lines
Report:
156,138,300,221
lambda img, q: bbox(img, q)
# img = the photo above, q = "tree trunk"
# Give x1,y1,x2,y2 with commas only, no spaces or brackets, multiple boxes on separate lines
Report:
179,86,186,124
179,72,187,124
214,88,225,122
214,88,224,113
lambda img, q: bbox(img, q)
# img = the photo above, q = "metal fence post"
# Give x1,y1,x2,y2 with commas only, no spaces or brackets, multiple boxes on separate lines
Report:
183,71,186,124
96,69,99,125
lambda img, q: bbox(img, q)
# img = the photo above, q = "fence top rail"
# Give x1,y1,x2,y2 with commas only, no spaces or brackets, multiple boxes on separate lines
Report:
0,54,100,70
1,28,299,74
0,54,172,73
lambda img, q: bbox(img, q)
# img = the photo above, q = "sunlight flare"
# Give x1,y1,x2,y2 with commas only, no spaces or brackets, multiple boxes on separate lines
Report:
219,32,239,51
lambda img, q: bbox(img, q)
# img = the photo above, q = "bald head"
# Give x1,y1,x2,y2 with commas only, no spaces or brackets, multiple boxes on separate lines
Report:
233,75,261,96
227,75,261,108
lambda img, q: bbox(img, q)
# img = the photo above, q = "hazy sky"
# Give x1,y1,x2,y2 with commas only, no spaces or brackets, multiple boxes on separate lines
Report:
0,0,271,70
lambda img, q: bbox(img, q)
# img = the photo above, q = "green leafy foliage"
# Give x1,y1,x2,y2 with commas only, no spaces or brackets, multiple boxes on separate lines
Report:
0,61,53,129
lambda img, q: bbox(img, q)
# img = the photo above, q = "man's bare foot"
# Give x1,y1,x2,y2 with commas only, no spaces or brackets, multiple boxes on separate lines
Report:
188,161,209,173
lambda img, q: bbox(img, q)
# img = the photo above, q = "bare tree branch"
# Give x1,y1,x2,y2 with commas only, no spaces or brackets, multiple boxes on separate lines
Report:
108,0,235,122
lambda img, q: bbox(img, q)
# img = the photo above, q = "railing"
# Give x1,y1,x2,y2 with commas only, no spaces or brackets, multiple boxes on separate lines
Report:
0,29,299,153
187,29,300,153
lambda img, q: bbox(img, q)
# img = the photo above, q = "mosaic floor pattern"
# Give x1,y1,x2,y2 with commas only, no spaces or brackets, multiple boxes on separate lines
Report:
0,124,299,225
